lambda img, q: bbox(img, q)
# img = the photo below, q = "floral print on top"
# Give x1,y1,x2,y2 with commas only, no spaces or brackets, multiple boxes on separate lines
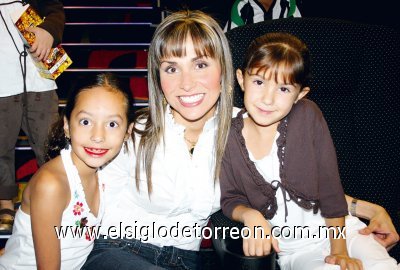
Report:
69,159,105,242
73,202,84,216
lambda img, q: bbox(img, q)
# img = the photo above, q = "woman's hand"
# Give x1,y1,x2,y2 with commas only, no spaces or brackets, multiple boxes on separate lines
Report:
345,195,399,250
358,206,399,250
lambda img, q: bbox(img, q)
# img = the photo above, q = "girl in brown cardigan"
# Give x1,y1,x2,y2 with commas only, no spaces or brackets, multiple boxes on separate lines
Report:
220,32,398,270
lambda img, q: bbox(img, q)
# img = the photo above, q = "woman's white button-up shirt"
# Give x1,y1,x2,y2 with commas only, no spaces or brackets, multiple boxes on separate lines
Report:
99,106,223,251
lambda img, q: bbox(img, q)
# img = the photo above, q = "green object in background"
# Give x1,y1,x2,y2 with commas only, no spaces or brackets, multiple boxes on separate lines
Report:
230,0,245,26
288,0,297,17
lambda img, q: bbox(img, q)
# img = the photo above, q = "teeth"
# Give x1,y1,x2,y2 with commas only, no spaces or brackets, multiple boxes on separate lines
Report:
179,94,204,103
86,148,107,154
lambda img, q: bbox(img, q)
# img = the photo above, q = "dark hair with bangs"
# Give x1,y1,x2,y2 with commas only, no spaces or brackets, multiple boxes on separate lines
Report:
240,32,311,88
45,73,134,161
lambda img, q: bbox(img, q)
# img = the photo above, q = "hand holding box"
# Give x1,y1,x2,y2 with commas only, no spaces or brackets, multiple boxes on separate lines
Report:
11,4,72,79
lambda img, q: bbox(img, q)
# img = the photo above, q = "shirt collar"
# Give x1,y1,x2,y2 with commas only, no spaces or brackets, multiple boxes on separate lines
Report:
165,104,218,133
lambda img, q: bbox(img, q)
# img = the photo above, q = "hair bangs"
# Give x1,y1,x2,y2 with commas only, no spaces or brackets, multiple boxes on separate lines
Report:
156,21,217,64
189,23,217,59
246,43,306,86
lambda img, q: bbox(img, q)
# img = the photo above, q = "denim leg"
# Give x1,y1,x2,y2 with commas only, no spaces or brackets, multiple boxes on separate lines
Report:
82,237,199,270
82,237,166,270
83,249,165,270
126,240,200,269
157,246,200,270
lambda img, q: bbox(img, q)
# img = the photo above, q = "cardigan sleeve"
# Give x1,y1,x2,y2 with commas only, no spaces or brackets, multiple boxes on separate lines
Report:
313,105,348,218
220,133,252,219
35,0,65,46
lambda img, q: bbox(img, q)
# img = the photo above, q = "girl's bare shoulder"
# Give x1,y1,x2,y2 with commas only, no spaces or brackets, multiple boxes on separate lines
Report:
32,156,68,187
23,156,69,209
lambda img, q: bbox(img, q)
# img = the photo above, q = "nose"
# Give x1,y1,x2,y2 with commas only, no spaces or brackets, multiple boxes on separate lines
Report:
90,125,105,143
262,88,275,105
179,69,195,92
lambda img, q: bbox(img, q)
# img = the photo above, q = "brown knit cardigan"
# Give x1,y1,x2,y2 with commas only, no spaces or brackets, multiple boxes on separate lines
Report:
220,99,348,222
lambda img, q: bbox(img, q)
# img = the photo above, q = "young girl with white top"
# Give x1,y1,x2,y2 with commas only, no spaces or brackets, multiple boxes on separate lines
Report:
0,73,133,270
220,32,399,270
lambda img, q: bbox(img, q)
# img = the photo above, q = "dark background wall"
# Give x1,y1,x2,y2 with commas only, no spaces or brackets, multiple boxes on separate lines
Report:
161,0,399,31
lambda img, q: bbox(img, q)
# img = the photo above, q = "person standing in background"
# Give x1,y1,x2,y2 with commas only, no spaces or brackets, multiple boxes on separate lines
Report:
0,0,65,233
224,0,302,31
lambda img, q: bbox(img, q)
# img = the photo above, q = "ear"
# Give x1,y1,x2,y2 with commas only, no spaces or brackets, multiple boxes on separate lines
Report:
295,87,310,103
63,116,70,138
236,69,245,92
124,123,134,141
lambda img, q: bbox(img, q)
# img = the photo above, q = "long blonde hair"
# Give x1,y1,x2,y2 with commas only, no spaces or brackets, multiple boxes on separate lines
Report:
133,10,234,193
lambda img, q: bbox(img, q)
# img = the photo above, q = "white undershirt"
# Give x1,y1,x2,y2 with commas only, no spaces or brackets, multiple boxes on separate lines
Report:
244,112,328,256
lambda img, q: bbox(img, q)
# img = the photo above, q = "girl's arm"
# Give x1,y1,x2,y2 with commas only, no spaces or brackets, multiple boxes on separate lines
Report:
345,195,399,250
324,217,363,270
219,141,250,219
219,138,279,256
232,205,280,256
29,171,68,270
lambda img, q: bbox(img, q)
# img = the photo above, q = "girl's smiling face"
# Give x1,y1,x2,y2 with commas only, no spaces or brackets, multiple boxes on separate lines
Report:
237,68,309,128
64,87,130,172
159,36,222,126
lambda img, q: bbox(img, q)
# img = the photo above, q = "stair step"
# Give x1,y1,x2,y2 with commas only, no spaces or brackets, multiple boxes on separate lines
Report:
16,136,30,149
66,22,152,26
64,0,154,7
56,72,149,100
63,24,155,43
65,68,147,72
65,6,157,24
63,43,150,46
64,47,148,69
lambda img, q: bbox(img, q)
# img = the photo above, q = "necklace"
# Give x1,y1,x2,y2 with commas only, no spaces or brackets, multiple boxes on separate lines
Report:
184,135,197,155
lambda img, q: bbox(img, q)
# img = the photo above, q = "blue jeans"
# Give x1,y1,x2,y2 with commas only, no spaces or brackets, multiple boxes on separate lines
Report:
82,236,200,270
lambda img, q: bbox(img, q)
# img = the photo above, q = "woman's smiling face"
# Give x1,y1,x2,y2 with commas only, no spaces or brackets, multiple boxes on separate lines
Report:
159,36,222,125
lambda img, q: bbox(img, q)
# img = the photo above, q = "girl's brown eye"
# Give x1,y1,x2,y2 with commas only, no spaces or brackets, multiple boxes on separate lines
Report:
108,121,119,128
79,119,90,126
